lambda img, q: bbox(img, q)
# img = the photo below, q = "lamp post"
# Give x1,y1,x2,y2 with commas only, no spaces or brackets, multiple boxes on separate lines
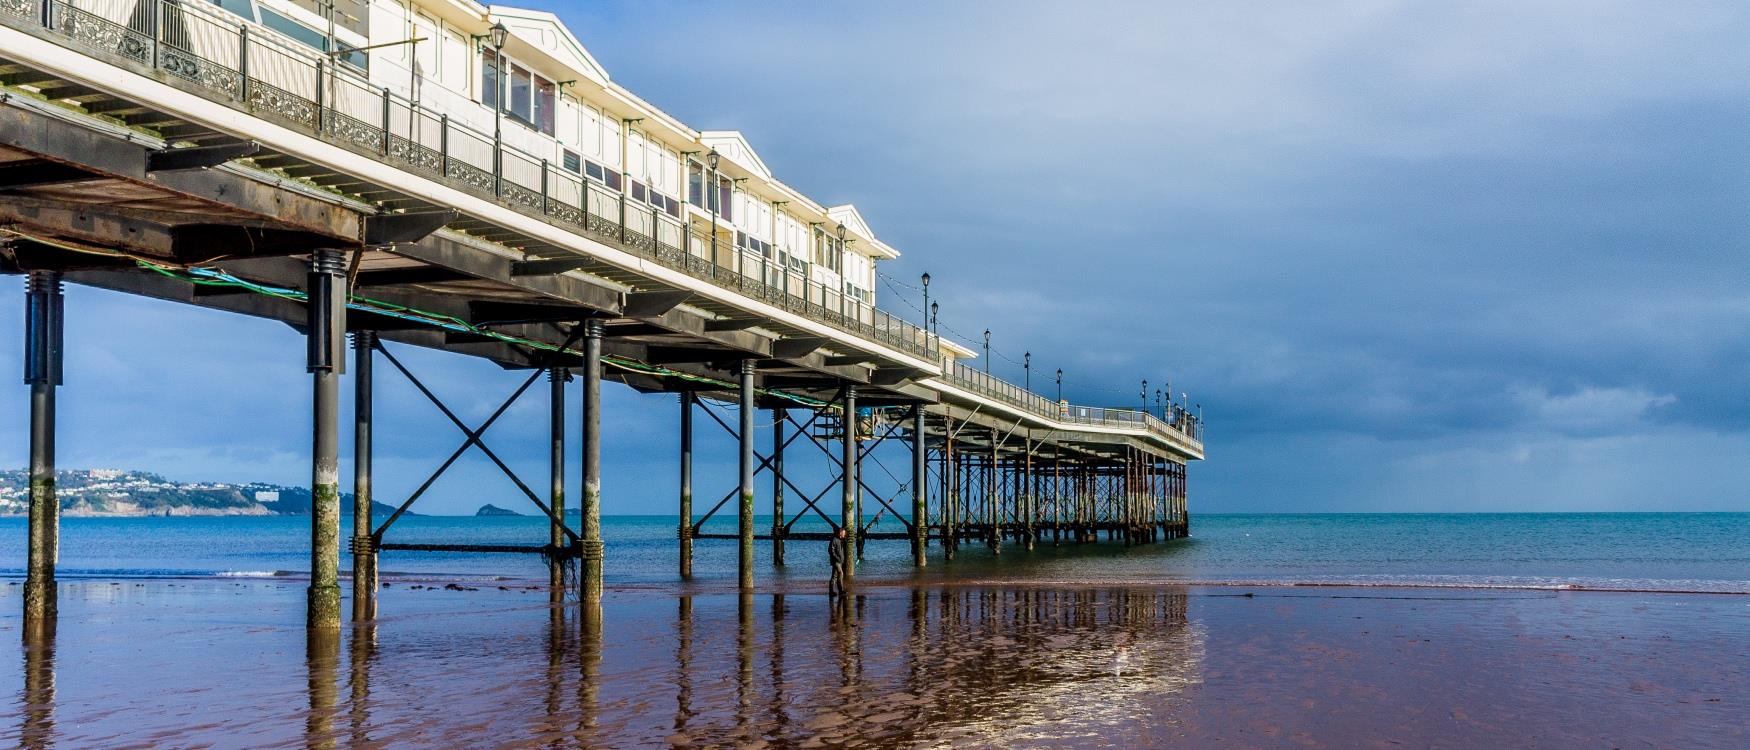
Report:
1141,379,1148,411
836,223,847,318
1055,369,1063,403
982,329,991,375
929,301,938,338
487,21,507,195
707,148,720,265
920,272,930,347
1155,389,1162,416
1024,352,1031,392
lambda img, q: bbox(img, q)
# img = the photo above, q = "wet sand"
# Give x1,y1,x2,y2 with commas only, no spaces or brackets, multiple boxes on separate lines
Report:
0,579,1744,748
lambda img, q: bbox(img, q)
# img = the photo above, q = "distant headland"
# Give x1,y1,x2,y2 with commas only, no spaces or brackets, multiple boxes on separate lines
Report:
0,469,411,518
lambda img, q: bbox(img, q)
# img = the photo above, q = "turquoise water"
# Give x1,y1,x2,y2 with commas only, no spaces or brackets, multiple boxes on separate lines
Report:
1,513,1747,592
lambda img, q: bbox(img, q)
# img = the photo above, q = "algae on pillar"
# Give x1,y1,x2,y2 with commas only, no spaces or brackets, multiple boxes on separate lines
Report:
580,319,605,598
737,360,756,592
307,249,346,629
351,331,377,621
23,270,62,632
549,365,569,595
841,385,858,581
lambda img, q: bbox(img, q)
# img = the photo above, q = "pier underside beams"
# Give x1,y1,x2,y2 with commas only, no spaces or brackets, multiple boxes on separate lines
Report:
0,34,1199,633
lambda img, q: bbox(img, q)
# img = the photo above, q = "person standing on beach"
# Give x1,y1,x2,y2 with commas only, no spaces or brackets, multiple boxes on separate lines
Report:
829,528,846,600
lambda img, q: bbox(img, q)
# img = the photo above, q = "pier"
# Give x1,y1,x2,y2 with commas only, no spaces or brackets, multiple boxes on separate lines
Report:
0,0,1202,633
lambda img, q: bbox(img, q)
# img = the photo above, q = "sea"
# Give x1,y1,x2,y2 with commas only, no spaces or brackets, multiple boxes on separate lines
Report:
3,512,1747,593
6,513,1749,747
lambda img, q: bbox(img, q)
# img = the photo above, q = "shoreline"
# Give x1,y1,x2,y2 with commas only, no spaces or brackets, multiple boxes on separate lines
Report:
6,570,1747,597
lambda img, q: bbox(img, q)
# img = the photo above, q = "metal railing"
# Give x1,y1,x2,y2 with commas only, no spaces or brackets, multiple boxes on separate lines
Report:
2,0,1205,453
942,364,1203,449
1,0,939,361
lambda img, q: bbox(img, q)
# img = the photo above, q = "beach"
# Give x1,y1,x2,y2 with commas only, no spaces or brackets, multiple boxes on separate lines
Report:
3,577,1744,748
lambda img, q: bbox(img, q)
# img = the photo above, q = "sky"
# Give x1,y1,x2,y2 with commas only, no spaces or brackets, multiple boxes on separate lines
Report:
2,0,1747,514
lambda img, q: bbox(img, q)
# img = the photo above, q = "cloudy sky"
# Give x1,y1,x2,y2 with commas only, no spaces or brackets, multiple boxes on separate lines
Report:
2,1,1746,514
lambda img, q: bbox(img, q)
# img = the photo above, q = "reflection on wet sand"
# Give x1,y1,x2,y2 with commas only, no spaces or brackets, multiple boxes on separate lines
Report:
306,630,340,750
6,584,1199,748
656,587,1198,748
20,629,53,750
12,580,1748,747
348,622,376,749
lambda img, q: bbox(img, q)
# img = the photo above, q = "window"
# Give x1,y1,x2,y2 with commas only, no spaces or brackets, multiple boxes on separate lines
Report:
508,62,531,122
688,161,705,208
481,48,500,109
631,179,681,218
562,149,582,174
686,158,733,219
736,231,772,259
483,50,556,135
814,227,844,273
285,0,368,36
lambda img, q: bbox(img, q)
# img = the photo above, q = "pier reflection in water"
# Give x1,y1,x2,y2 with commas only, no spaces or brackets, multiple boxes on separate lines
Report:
7,584,1200,748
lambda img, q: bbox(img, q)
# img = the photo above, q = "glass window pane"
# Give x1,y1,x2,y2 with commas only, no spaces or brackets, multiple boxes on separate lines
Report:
481,50,499,109
537,80,556,135
259,8,326,53
509,64,533,122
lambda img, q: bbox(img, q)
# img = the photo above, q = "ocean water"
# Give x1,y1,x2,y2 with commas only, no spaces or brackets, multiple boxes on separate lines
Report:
2,513,1746,593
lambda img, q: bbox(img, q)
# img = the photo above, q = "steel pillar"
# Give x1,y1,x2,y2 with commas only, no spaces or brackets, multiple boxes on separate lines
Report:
549,365,567,595
840,385,858,581
737,360,756,592
771,406,786,566
23,270,62,633
988,427,1000,554
580,319,604,598
1023,438,1035,551
942,416,956,560
307,249,346,629
679,391,694,579
911,407,927,567
351,331,377,621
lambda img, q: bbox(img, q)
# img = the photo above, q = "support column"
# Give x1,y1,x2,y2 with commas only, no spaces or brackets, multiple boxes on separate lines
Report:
307,250,346,630
580,319,605,598
942,416,956,561
679,391,694,579
772,406,786,567
841,385,858,582
548,365,567,594
351,331,377,621
738,360,756,592
23,270,62,632
911,406,927,567
1023,438,1035,551
988,427,1000,554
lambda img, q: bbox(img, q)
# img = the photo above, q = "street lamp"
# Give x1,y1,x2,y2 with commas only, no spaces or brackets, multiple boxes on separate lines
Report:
835,223,847,317
706,148,720,264
1055,368,1063,403
487,21,508,195
929,301,938,338
982,329,991,374
1155,388,1162,415
920,272,932,354
1141,379,1148,410
1024,351,1031,391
